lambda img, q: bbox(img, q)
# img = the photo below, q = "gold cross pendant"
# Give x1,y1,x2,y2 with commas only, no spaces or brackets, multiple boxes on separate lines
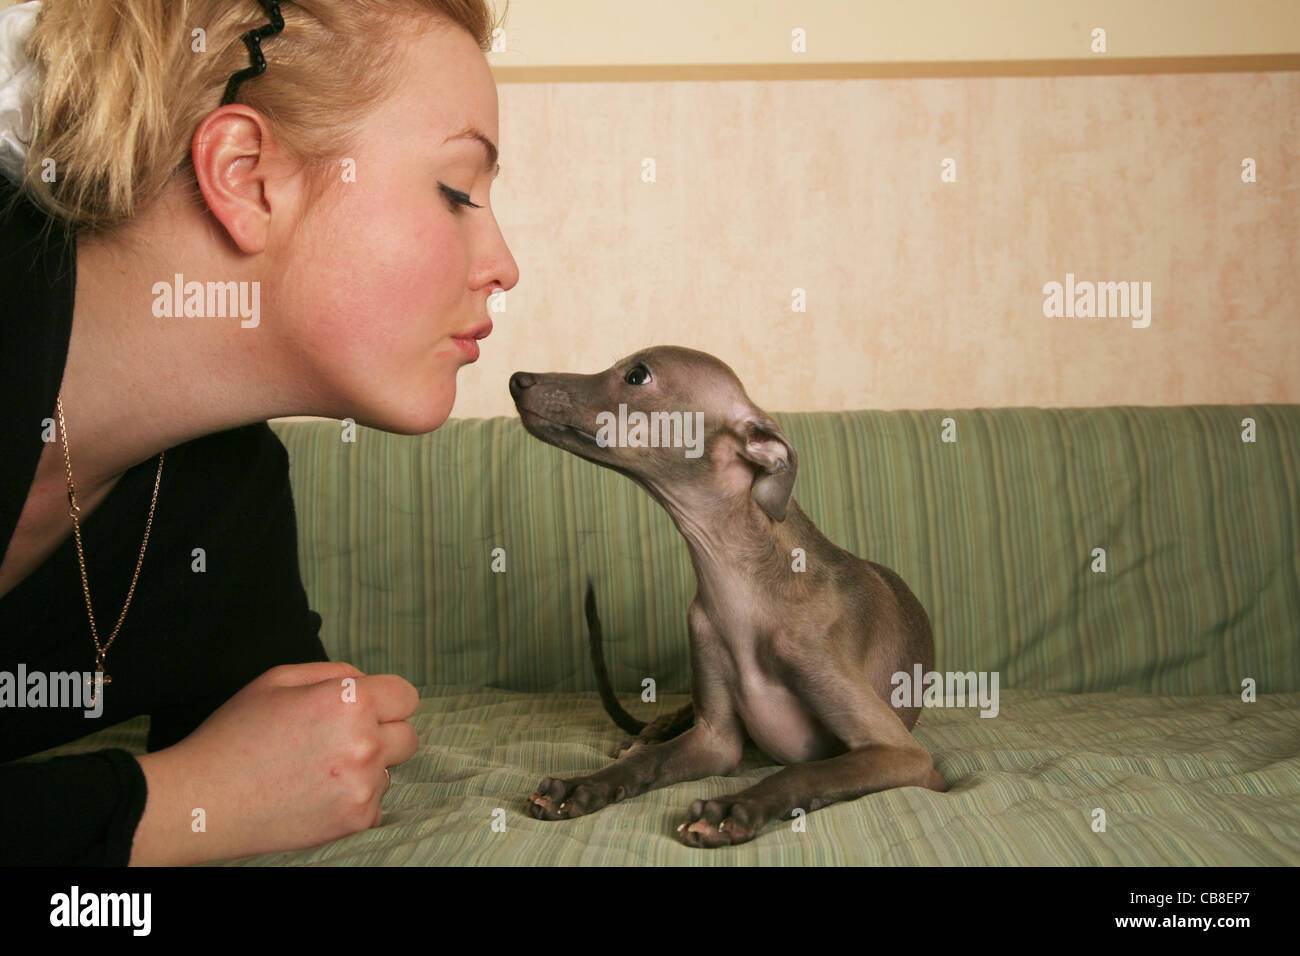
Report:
87,663,111,705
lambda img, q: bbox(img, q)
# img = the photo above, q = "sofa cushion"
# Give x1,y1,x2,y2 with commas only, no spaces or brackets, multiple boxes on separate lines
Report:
269,405,1298,696
27,687,1300,864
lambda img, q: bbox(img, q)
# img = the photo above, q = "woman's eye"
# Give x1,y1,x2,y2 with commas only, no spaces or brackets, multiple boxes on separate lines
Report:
438,182,483,212
625,363,651,385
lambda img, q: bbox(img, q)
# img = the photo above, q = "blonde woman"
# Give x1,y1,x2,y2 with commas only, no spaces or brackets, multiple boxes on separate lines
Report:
0,0,517,865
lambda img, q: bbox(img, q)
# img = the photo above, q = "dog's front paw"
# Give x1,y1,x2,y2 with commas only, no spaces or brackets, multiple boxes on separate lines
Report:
527,775,622,820
675,797,762,848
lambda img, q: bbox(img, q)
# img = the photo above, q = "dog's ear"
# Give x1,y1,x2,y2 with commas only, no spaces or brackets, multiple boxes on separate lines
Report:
737,416,798,522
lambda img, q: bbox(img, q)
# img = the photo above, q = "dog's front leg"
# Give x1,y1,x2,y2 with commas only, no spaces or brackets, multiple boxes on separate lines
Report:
531,597,744,821
528,718,742,821
677,742,946,847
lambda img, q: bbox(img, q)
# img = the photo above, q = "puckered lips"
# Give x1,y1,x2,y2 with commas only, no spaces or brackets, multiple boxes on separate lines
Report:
451,319,492,360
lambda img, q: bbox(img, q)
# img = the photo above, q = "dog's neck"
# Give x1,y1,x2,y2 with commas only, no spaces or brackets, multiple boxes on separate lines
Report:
634,477,818,610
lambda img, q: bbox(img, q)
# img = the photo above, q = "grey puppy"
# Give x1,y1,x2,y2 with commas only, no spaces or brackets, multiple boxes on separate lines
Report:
509,346,946,847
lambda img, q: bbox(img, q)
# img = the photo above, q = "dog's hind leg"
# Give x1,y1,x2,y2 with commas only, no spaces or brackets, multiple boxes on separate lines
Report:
612,702,694,758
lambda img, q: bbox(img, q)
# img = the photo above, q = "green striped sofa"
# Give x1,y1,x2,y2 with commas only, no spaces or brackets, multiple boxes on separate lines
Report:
53,405,1300,864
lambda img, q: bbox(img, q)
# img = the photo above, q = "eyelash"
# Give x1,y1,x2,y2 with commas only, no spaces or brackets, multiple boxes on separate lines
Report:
438,182,483,213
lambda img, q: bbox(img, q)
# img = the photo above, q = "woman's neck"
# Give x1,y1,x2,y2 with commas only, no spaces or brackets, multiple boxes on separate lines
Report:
58,182,302,491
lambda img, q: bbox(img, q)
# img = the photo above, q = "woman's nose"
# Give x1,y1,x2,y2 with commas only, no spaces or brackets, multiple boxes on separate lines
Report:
482,216,520,293
496,239,520,292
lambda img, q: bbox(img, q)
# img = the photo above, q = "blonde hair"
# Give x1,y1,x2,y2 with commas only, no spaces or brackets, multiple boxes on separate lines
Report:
5,0,506,238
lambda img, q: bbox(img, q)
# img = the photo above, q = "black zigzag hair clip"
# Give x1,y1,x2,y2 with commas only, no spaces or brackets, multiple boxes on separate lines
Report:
220,0,286,106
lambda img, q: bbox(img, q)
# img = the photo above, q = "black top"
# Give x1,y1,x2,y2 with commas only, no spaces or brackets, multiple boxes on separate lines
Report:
0,176,329,865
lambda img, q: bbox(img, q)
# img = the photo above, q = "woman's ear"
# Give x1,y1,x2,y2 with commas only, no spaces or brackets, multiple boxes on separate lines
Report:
736,416,798,521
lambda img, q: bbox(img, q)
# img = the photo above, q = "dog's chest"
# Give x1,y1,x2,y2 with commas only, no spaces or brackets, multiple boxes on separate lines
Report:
710,611,842,765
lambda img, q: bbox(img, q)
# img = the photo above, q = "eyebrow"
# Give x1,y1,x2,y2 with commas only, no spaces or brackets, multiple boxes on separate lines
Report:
443,125,500,178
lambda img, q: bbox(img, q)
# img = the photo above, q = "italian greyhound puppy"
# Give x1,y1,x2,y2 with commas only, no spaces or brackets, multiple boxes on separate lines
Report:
508,346,947,847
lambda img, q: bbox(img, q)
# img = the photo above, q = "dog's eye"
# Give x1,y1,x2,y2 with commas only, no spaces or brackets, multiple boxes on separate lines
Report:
625,363,652,386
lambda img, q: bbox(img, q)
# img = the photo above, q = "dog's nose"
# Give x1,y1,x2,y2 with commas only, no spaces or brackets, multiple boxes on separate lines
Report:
509,371,536,397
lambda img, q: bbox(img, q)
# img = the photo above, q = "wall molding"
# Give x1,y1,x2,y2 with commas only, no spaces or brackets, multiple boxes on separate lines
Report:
491,54,1300,83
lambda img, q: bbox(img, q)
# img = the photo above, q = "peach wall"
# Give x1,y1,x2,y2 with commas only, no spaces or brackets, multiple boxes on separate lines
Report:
482,0,1300,65
450,68,1297,416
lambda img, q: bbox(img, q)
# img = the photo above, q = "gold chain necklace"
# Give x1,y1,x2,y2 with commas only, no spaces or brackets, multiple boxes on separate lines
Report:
55,393,164,706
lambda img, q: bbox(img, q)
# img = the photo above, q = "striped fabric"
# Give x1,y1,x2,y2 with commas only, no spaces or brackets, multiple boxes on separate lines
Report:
32,405,1300,864
270,405,1299,697
37,687,1300,865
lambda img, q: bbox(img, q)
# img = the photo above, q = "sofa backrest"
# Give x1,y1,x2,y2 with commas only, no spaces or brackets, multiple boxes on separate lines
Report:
270,404,1298,696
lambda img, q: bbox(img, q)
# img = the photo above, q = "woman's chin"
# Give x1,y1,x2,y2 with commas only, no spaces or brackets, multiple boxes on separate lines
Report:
342,357,466,435
372,379,458,436
411,382,459,434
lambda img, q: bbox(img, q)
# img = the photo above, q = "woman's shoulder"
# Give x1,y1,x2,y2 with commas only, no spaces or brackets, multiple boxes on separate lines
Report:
0,175,78,570
0,174,74,271
0,173,76,364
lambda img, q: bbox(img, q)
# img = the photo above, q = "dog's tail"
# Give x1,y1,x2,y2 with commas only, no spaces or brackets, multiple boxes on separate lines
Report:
586,579,647,735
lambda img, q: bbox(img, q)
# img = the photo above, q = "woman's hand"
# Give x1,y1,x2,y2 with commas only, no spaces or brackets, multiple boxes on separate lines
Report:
130,661,419,866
